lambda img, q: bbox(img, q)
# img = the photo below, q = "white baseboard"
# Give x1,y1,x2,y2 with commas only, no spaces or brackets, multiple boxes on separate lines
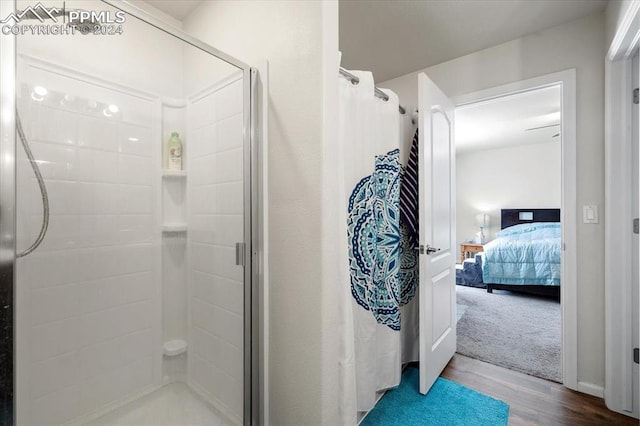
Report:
577,381,604,398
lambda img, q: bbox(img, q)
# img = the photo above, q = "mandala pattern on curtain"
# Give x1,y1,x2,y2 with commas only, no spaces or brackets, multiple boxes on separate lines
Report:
348,149,403,330
398,220,418,305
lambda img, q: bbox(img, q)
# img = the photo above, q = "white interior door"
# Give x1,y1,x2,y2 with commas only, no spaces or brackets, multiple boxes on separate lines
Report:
418,73,457,394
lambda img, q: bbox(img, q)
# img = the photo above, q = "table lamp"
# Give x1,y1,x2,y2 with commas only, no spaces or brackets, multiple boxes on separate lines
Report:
475,213,490,244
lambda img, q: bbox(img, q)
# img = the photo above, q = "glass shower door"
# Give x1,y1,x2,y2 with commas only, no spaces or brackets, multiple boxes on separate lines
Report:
3,1,254,424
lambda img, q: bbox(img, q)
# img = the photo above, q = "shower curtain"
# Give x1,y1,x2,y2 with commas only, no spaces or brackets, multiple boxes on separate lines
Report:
335,70,419,421
399,110,420,370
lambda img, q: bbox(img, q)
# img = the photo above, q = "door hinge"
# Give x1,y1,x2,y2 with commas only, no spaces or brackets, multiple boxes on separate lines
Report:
634,348,639,364
634,218,639,234
634,88,639,104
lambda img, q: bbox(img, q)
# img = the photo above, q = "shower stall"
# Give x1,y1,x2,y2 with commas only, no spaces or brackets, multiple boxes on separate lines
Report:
0,0,260,424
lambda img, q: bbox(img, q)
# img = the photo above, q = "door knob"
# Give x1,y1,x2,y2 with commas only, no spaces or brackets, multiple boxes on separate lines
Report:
425,245,439,254
416,245,440,254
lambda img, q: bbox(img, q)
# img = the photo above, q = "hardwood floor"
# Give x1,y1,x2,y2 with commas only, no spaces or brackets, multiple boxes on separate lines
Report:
441,354,638,425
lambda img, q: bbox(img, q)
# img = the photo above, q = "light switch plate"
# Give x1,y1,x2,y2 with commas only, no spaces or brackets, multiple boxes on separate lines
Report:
583,204,599,224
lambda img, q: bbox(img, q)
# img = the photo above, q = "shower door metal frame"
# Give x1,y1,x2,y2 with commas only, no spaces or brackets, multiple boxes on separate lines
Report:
0,1,17,424
0,0,262,424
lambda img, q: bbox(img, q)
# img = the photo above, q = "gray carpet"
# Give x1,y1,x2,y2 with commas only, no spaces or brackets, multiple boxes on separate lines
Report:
456,285,561,382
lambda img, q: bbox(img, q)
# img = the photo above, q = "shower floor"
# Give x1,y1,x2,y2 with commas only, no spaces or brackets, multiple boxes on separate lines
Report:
87,382,235,426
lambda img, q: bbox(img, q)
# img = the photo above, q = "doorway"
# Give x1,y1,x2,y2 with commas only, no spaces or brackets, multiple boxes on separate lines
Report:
454,85,562,382
451,70,578,389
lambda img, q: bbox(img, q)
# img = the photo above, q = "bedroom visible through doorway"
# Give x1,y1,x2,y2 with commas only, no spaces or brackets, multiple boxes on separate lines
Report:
454,85,563,382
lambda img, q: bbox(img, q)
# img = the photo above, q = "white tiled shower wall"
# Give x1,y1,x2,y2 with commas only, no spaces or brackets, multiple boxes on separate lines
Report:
16,63,161,425
187,76,245,423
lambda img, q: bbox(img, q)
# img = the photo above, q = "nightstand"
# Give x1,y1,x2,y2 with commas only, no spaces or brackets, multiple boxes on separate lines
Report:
460,243,484,264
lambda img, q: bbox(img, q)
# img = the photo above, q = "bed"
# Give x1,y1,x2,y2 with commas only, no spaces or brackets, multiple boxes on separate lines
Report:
482,208,561,299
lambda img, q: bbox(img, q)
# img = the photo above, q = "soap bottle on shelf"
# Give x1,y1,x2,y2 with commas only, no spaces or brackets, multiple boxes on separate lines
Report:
167,132,183,171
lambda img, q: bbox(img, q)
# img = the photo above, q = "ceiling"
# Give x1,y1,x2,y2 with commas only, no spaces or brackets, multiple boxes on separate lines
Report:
340,0,607,82
455,85,561,154
141,1,571,155
142,1,607,82
143,0,201,21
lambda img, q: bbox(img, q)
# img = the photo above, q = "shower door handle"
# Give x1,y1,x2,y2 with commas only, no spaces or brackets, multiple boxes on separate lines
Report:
236,242,245,266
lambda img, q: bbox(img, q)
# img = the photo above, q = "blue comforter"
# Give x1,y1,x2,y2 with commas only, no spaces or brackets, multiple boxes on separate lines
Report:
481,222,561,286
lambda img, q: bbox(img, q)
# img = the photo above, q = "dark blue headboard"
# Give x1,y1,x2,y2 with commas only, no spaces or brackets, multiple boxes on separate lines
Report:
501,208,561,230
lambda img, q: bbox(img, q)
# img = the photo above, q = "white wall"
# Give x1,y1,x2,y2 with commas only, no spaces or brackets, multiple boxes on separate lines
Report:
182,2,336,424
456,141,561,245
382,12,606,388
605,0,636,49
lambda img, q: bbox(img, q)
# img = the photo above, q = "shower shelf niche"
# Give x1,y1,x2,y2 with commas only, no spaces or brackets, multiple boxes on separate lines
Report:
162,169,187,178
162,223,187,233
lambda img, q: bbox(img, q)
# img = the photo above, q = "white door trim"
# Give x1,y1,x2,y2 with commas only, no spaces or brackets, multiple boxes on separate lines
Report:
604,55,635,416
605,1,640,418
452,69,578,391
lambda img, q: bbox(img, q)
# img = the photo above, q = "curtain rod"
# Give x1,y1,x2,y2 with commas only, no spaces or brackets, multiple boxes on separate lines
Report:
339,67,407,115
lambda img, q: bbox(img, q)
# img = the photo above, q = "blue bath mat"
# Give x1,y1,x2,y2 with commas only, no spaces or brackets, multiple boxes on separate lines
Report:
361,368,509,426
